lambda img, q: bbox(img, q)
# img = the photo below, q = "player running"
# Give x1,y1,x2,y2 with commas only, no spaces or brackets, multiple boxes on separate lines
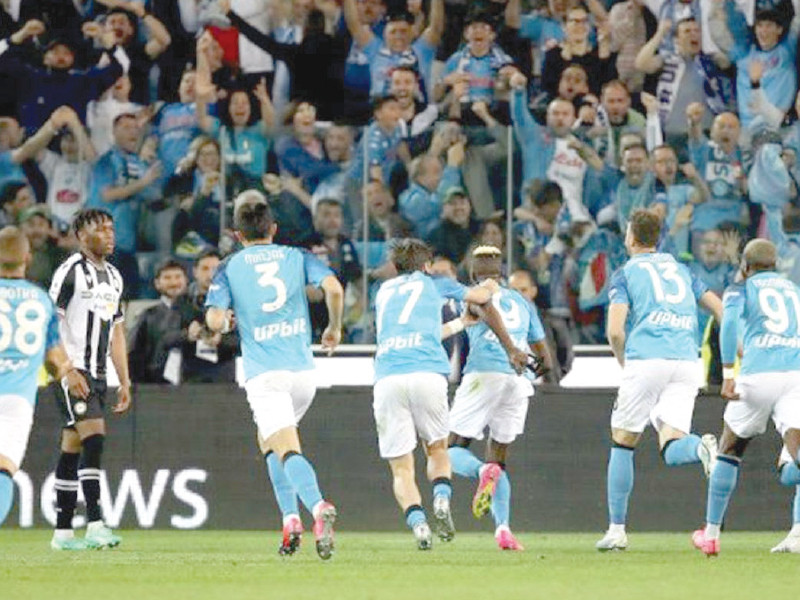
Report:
447,246,554,551
206,195,343,560
48,209,132,550
372,239,527,550
597,209,723,551
693,239,800,556
0,227,89,527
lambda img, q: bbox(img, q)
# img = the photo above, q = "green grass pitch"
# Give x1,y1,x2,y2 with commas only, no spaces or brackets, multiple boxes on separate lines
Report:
0,530,796,600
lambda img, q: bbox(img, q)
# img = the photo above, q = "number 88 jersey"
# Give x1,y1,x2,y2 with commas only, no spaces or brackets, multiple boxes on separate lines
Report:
608,252,708,361
0,279,60,405
722,271,800,375
205,244,333,381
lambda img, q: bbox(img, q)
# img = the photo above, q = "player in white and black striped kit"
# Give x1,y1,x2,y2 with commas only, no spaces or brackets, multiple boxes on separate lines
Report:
48,209,132,550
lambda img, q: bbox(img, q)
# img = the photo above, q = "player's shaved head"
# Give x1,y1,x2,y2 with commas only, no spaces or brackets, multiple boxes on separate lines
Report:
470,246,502,282
628,209,661,249
0,225,30,273
391,238,433,274
743,238,777,273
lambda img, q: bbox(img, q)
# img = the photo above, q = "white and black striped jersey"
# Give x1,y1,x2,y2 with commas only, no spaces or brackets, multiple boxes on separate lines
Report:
49,253,124,379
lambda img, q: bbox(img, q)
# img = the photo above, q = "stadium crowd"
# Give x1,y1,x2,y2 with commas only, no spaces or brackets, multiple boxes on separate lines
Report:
3,0,800,382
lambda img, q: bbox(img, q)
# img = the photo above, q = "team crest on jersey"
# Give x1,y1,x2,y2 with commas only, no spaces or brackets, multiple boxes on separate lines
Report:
73,401,87,416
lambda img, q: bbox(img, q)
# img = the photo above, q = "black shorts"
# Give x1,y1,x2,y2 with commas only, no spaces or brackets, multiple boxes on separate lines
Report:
54,372,107,428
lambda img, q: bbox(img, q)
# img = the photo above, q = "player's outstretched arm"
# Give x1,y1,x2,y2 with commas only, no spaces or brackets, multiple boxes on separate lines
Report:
110,322,132,414
320,275,344,356
45,345,89,399
699,291,724,325
607,303,628,368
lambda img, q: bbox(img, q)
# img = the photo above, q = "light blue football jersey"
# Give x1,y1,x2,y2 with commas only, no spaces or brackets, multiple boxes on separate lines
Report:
720,272,800,375
374,272,467,381
463,287,545,376
205,244,333,381
0,279,60,405
608,253,707,361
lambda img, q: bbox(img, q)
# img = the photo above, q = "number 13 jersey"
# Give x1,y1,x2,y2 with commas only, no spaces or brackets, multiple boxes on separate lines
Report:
721,272,800,375
206,244,333,380
608,252,708,361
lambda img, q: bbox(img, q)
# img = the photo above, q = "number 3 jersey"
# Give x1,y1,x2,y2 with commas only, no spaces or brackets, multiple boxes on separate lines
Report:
374,272,467,381
463,287,545,377
0,278,60,404
608,252,708,361
721,272,800,375
206,244,333,381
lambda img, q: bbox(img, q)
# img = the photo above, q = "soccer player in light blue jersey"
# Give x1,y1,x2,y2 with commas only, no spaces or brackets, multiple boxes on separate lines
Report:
373,239,527,550
693,239,800,556
206,193,344,560
597,209,723,551
0,227,88,528
448,246,554,552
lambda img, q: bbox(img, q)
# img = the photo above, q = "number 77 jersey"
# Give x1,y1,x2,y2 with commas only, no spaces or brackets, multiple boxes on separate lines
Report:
374,272,467,381
608,252,708,361
205,244,334,381
721,272,800,375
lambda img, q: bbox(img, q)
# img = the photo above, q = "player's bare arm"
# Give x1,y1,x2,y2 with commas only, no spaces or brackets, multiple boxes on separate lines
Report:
699,291,724,325
110,321,132,414
45,345,89,399
606,303,628,368
320,275,344,355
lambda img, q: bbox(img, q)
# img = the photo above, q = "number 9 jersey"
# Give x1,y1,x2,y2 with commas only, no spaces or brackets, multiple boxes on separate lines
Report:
608,253,708,361
721,272,800,375
205,244,334,381
0,279,61,404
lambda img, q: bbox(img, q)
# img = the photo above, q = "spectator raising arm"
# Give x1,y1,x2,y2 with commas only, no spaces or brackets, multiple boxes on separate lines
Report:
343,0,375,49
100,161,161,203
11,107,78,164
419,0,444,48
634,18,670,75
95,0,172,58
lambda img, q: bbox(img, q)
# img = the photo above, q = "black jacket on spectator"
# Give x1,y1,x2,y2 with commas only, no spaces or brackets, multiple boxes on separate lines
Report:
541,46,618,98
0,42,125,132
227,9,347,121
180,283,239,383
128,298,187,384
302,232,362,337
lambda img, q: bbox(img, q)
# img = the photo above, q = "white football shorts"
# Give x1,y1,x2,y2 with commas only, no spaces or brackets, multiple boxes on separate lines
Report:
611,359,702,434
244,370,317,441
725,371,800,439
373,372,449,459
450,372,534,444
0,395,34,469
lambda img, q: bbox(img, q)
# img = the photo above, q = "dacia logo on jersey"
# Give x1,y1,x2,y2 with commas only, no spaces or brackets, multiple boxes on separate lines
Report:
91,282,119,321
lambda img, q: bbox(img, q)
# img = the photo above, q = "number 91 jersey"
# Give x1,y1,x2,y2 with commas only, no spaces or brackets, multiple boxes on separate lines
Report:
722,272,800,375
0,279,60,404
608,253,708,361
463,287,545,377
205,244,333,381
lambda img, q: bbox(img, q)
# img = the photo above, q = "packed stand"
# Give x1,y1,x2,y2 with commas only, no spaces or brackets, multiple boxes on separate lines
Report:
2,0,800,382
